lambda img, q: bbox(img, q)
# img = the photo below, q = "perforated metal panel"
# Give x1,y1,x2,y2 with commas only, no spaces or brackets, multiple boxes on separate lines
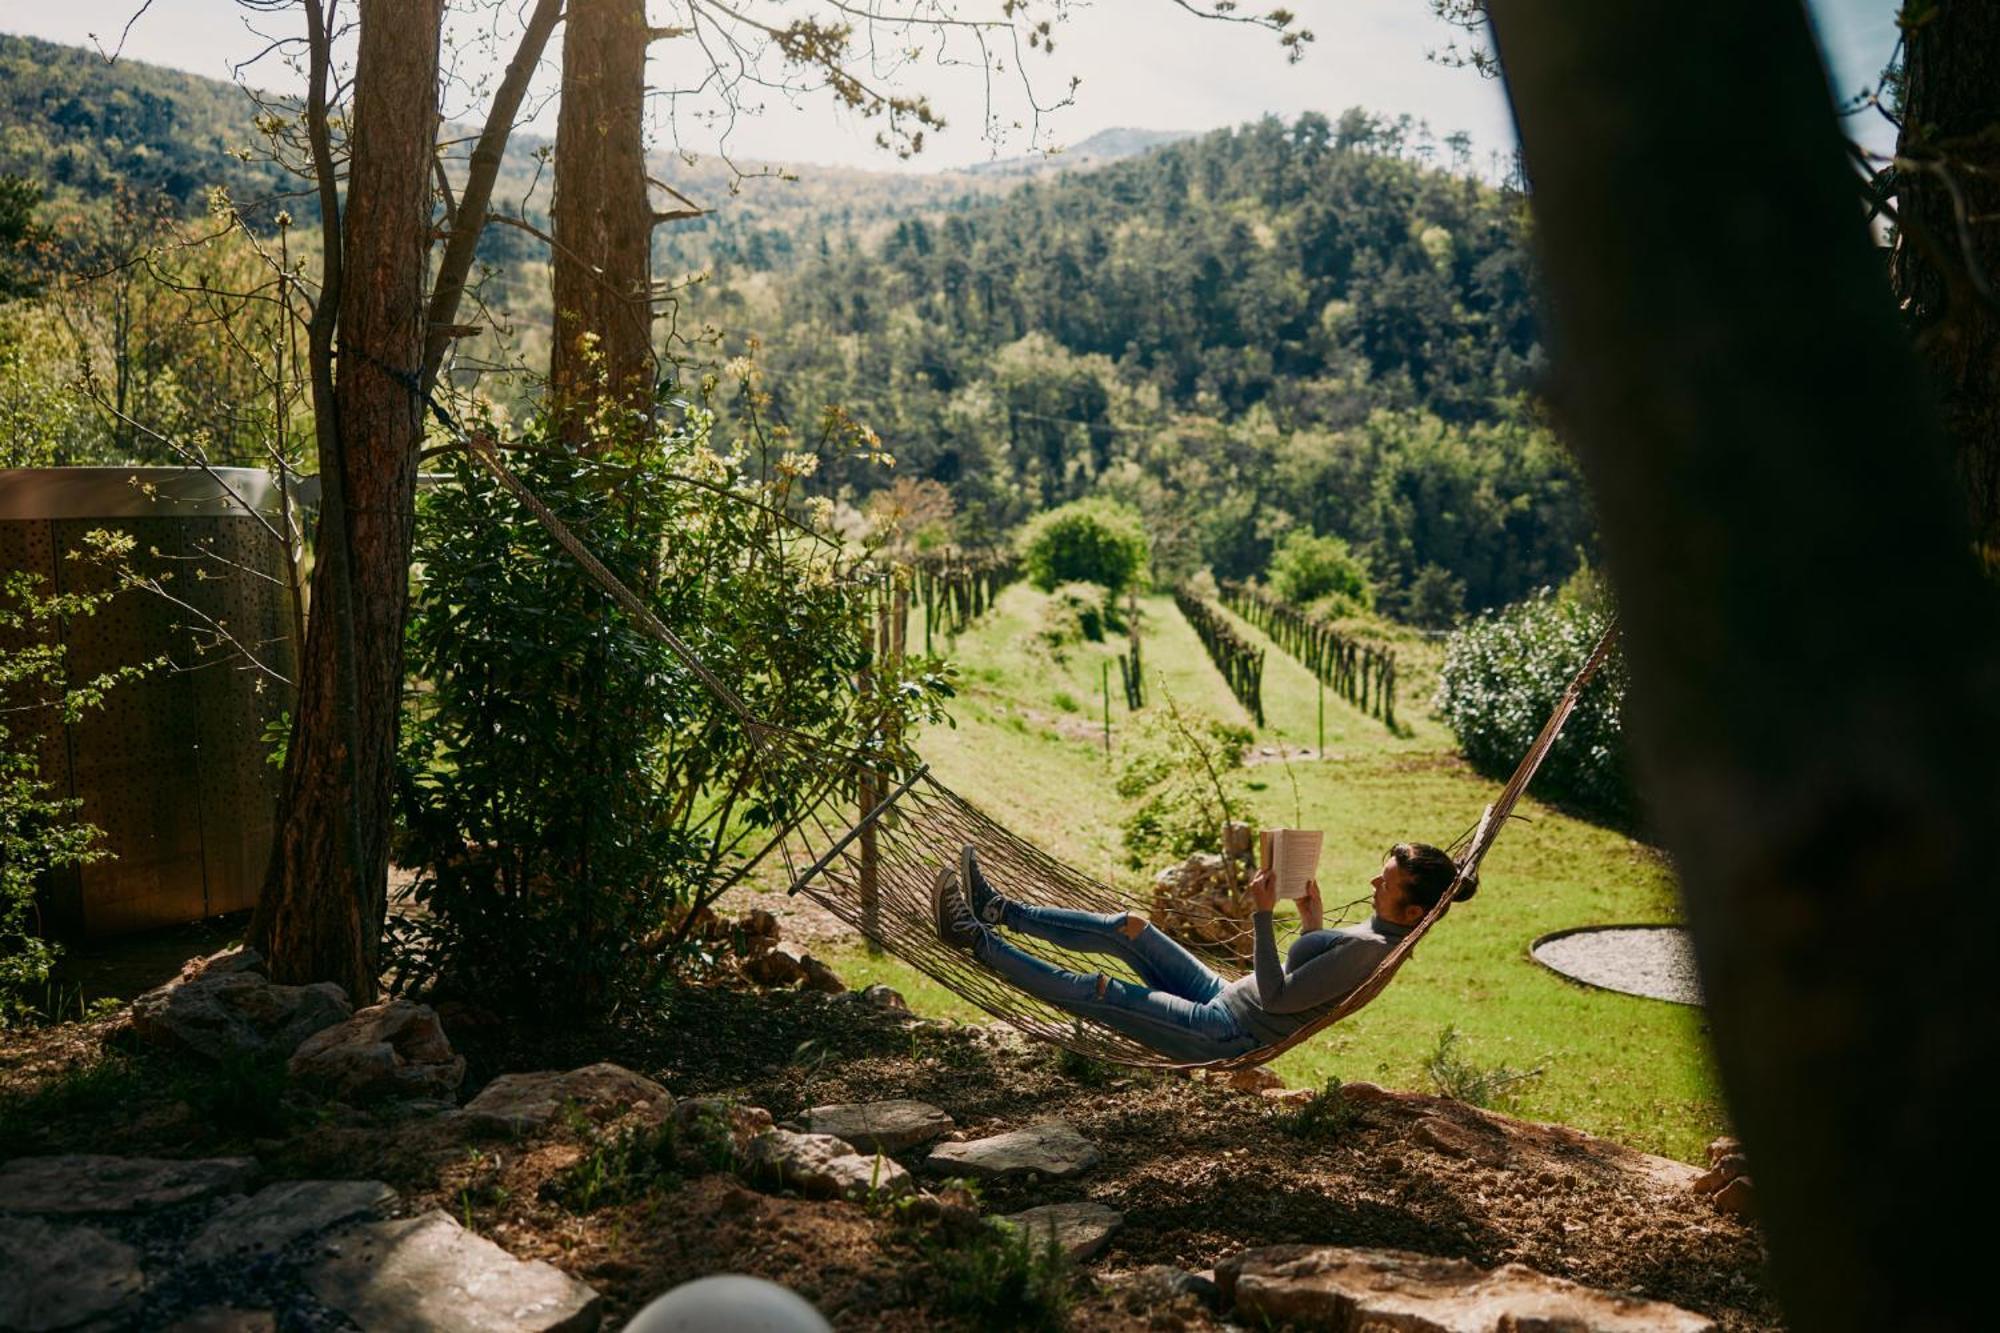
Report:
0,469,299,937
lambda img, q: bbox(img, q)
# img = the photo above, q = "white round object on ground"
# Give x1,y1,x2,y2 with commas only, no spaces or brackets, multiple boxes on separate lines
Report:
624,1274,833,1332
1531,925,1702,1005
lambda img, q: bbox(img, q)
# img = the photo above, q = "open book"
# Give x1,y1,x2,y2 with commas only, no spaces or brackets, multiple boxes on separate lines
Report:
1260,827,1324,901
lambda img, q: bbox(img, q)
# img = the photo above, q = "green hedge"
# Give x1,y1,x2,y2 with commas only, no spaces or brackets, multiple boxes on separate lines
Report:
1018,499,1150,598
1435,590,1632,822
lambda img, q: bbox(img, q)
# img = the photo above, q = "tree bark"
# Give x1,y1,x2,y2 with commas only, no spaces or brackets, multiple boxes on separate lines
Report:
550,0,656,442
254,0,443,1002
1890,0,2000,554
1486,3,2000,1328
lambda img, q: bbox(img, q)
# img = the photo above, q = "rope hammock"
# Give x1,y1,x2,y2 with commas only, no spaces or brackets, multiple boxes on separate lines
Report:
454,432,1621,1073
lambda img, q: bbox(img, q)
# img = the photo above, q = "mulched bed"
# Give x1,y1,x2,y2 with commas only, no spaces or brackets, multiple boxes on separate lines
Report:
0,979,1779,1330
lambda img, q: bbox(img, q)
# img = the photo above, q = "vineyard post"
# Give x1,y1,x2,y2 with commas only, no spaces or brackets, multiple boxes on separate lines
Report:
1101,659,1112,762
1318,674,1325,755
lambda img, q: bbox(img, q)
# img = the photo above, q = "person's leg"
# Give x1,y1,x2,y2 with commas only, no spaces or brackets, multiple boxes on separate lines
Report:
997,900,1227,1004
973,932,1257,1065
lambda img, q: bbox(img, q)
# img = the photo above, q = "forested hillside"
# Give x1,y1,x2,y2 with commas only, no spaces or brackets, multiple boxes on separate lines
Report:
704,113,1589,618
0,34,1591,620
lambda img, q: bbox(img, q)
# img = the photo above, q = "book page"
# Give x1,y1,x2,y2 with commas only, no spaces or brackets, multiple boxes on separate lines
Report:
1269,828,1323,900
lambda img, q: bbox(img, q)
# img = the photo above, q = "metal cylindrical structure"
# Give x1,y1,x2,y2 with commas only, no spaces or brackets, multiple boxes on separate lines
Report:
0,468,300,936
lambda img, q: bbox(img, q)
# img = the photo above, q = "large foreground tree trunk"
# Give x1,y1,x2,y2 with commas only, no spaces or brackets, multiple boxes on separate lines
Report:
1487,2,2000,1328
1890,0,2000,554
254,0,444,1001
549,0,656,442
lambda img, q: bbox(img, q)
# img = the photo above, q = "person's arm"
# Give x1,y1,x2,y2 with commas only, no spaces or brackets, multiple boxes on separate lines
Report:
1246,867,1288,1005
1252,931,1382,1014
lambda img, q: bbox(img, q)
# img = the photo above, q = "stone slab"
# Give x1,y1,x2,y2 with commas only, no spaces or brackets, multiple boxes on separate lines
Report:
743,1130,913,1200
188,1179,398,1264
1216,1245,1716,1332
307,1209,601,1332
288,1000,465,1103
926,1121,1101,1181
803,1100,953,1155
1000,1201,1124,1261
0,1154,257,1215
0,1215,145,1332
459,1064,672,1136
130,949,351,1063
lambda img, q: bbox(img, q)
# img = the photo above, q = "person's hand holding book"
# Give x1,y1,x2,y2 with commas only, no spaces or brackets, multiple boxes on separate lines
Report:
1298,878,1324,933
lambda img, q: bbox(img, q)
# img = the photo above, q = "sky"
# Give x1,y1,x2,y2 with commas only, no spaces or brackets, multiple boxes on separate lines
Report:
1,0,1904,174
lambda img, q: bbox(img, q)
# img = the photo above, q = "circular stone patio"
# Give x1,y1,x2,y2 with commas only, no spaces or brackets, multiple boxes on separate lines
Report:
1530,925,1703,1005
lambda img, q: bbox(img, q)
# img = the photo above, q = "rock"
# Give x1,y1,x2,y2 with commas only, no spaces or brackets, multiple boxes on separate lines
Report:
460,1064,672,1136
288,999,465,1103
1111,1265,1221,1310
799,954,847,995
187,1180,397,1264
743,944,807,987
743,1129,914,1200
804,1100,954,1154
1000,1201,1124,1261
0,1154,257,1215
129,948,351,1063
307,1209,601,1332
1706,1135,1743,1168
1261,1087,1316,1106
858,984,908,1011
1410,1114,1510,1167
1216,1245,1717,1332
1712,1176,1756,1218
1691,1154,1750,1195
1205,1066,1284,1094
674,1099,775,1157
0,1216,145,1331
926,1121,1101,1181
897,1186,983,1238
1151,854,1255,965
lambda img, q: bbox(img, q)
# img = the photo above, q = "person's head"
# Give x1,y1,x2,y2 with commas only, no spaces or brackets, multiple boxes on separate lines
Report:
1370,842,1476,927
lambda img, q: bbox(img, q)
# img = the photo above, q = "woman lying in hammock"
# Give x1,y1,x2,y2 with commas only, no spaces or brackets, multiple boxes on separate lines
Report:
931,841,1473,1064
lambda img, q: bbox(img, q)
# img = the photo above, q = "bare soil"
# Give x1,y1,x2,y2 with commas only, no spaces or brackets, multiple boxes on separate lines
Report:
0,971,1779,1331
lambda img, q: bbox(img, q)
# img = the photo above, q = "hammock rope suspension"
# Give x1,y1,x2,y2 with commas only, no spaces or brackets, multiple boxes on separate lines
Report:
453,429,1621,1072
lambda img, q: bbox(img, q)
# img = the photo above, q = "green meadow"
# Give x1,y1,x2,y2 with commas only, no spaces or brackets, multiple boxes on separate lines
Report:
815,583,1726,1164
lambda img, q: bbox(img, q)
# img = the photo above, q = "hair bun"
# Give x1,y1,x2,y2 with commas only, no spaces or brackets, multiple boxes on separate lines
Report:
1453,872,1480,903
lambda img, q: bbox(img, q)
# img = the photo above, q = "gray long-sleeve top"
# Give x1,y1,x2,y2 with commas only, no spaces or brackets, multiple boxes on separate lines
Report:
1216,912,1411,1047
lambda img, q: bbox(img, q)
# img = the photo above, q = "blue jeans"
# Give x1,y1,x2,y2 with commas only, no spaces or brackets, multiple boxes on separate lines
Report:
973,902,1259,1064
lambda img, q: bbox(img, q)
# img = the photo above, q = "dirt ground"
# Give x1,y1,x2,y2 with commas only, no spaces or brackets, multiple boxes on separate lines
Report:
0,967,1779,1331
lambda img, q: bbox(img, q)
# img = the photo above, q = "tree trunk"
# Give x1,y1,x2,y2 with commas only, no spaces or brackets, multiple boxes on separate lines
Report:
253,0,443,1002
1486,3,2000,1328
1890,0,2000,554
550,0,656,442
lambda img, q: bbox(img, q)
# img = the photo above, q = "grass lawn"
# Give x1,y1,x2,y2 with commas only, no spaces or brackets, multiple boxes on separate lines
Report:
819,582,1726,1163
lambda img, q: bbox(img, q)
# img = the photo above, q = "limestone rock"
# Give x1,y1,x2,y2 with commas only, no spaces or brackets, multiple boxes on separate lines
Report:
307,1209,601,1332
0,1216,145,1331
858,983,908,1011
1000,1201,1124,1261
804,1100,953,1155
926,1121,1101,1181
0,1154,257,1215
1151,854,1255,966
1691,1155,1750,1195
743,1129,913,1200
1711,1176,1756,1218
799,954,846,995
188,1179,397,1263
460,1064,672,1136
1706,1135,1743,1167
1410,1115,1509,1167
1216,1245,1717,1332
288,999,465,1102
130,948,351,1063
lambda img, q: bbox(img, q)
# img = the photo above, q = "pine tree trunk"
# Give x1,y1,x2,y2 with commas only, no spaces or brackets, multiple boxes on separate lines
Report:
1890,0,2000,552
550,0,655,443
253,0,443,1002
1488,2,2000,1328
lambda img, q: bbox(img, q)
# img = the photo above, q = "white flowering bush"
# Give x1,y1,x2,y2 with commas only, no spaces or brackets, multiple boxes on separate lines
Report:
1435,589,1633,822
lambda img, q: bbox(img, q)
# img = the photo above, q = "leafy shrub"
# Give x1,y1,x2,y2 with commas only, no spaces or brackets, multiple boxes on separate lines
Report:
1422,1025,1543,1108
1267,529,1374,618
397,400,950,1016
1272,1078,1359,1142
1,534,159,1025
1116,704,1253,868
1018,498,1150,598
926,1218,1074,1331
1434,587,1631,821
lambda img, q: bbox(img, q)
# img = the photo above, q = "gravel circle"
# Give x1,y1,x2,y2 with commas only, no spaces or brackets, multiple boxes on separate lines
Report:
1531,925,1703,1005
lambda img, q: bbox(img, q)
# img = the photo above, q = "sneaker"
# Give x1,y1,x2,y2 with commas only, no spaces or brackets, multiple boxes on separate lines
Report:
932,866,982,950
959,844,1007,926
